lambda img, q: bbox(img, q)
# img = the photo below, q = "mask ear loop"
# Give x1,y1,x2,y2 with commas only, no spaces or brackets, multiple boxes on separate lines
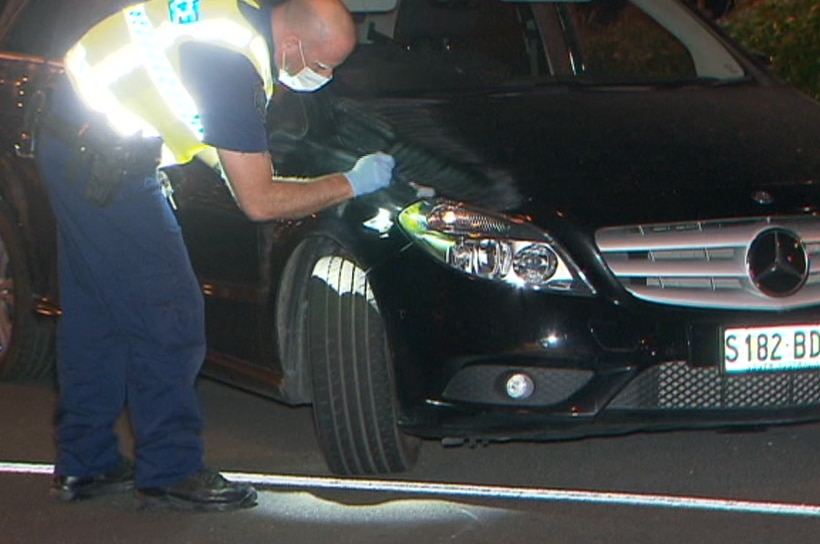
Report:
297,40,308,73
280,48,288,75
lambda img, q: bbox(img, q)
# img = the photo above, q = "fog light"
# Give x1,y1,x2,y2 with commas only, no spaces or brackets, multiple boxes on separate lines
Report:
505,372,535,400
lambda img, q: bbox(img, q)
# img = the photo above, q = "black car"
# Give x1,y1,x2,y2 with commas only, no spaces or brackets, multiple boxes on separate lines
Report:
3,0,820,476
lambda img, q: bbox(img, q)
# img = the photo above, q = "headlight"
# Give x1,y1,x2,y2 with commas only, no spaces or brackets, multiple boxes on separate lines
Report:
398,200,594,294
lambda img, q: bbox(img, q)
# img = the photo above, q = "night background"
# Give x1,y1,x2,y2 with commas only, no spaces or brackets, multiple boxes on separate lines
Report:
1,0,819,100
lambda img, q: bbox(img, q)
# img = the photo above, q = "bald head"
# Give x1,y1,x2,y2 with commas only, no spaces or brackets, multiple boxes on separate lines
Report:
272,0,357,78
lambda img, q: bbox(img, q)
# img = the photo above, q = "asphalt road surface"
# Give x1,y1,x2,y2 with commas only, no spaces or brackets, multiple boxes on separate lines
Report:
2,378,820,543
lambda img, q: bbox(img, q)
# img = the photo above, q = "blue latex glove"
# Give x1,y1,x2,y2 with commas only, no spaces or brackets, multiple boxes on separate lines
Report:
343,152,396,197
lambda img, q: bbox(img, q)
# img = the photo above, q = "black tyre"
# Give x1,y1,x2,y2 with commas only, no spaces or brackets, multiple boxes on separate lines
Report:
0,201,55,382
302,238,420,475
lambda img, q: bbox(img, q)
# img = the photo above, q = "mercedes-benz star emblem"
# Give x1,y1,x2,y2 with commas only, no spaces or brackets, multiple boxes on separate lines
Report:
747,228,808,297
752,190,774,205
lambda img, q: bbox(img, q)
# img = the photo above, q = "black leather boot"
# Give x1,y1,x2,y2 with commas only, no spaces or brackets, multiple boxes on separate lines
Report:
50,458,136,501
135,468,257,512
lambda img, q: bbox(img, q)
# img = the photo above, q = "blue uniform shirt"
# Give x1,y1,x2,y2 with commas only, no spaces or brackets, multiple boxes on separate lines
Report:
178,2,274,154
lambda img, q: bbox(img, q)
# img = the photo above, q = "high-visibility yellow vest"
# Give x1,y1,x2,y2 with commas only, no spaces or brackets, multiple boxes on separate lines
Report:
64,0,274,171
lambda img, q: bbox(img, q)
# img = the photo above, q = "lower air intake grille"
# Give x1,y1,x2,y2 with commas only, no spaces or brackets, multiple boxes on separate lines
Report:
609,362,820,409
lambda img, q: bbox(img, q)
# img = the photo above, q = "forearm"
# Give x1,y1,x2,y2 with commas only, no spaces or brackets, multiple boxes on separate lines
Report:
242,173,354,221
217,148,354,222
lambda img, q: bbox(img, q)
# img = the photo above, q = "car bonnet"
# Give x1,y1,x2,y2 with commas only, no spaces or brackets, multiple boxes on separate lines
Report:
364,84,820,230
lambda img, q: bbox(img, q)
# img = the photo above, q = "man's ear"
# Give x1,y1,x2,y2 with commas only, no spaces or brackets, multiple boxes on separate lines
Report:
280,35,301,53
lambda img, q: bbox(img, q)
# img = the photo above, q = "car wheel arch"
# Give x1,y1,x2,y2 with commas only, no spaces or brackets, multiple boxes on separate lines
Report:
0,153,59,304
275,231,420,474
271,216,361,400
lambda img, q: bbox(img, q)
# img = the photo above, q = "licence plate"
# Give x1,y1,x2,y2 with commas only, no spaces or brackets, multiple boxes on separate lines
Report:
723,323,820,374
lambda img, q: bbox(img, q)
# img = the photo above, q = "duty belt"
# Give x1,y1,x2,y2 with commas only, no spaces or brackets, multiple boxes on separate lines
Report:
41,110,163,207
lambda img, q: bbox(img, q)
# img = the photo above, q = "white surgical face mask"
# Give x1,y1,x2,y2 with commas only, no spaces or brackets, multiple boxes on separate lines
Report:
278,41,331,92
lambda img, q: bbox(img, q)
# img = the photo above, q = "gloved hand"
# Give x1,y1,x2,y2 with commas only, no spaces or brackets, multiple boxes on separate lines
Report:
343,152,396,197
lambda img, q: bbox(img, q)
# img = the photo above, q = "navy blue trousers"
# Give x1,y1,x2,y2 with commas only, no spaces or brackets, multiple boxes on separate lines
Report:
36,85,206,488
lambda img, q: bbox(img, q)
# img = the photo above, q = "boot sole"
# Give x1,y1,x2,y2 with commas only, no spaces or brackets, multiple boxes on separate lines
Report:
51,480,135,502
135,490,258,512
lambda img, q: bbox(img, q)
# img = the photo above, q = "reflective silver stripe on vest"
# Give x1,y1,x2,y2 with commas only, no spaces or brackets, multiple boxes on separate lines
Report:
125,5,204,140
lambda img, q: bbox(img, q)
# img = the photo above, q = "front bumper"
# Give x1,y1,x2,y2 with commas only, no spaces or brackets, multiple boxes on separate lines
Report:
371,243,820,440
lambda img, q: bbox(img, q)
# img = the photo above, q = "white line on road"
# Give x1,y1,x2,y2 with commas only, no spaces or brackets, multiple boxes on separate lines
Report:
3,460,819,518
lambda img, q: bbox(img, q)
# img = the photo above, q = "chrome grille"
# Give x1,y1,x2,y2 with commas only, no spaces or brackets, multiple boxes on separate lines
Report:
596,217,820,310
609,361,820,410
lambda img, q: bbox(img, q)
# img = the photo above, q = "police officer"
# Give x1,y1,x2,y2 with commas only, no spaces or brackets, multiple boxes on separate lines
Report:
38,0,395,511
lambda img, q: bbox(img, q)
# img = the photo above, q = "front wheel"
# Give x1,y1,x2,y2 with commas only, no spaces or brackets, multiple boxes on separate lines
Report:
301,238,420,475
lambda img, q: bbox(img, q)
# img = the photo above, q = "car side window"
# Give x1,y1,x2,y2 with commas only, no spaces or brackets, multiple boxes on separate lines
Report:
339,0,543,93
562,0,697,81
394,0,538,80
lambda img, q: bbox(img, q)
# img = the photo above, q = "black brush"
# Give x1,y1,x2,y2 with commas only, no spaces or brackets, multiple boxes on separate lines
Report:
331,97,522,210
